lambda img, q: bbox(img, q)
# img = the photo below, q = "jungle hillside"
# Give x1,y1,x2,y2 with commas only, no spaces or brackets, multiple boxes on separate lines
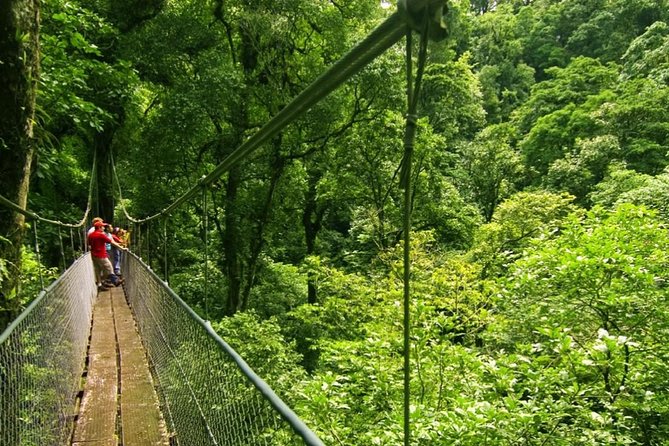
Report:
1,0,669,444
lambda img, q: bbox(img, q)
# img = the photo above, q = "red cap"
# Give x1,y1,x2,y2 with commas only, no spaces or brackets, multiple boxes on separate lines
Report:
94,221,106,228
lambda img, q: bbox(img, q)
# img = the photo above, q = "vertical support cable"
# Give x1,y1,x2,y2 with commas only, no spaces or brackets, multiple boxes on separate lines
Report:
33,221,45,290
400,15,430,446
202,187,210,321
69,227,75,260
147,221,151,269
402,28,413,446
163,216,169,283
95,158,100,219
58,225,66,271
131,222,137,252
137,224,142,259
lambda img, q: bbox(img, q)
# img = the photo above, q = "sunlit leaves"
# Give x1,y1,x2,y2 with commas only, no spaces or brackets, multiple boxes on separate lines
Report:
621,21,669,83
40,0,129,133
496,204,669,443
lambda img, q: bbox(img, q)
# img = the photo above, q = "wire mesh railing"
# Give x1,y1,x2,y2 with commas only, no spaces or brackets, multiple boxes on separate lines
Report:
122,252,324,446
0,253,97,446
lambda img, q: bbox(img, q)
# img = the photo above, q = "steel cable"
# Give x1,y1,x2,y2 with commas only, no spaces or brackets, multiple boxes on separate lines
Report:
0,150,97,228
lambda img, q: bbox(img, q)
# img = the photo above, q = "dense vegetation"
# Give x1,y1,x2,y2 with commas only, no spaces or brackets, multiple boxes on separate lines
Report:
1,0,668,444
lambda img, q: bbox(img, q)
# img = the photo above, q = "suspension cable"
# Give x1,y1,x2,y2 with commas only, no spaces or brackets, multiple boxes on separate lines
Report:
163,216,168,282
33,221,45,290
58,226,66,271
115,13,412,225
110,150,137,224
203,187,210,321
0,150,97,229
400,7,432,446
109,1,447,231
69,227,75,260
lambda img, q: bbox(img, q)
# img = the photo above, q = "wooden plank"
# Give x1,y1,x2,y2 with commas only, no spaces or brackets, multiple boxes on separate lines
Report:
111,287,169,446
72,441,117,446
72,289,118,444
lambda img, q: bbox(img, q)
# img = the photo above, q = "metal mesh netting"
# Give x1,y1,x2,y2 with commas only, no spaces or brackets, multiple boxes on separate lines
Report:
0,253,98,446
122,253,323,446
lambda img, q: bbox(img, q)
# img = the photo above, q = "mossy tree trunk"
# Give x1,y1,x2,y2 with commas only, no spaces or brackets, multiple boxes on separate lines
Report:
0,0,40,330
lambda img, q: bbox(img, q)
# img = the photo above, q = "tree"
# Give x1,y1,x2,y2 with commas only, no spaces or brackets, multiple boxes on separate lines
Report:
35,0,140,224
597,78,669,175
468,190,576,278
498,204,669,443
0,0,40,328
512,57,618,179
545,134,621,204
420,54,486,141
565,0,669,63
115,0,396,314
588,161,651,209
460,123,523,221
621,20,669,84
470,3,535,123
591,163,669,221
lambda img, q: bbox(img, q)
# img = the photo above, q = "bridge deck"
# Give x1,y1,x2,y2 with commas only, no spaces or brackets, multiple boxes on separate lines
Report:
72,286,168,446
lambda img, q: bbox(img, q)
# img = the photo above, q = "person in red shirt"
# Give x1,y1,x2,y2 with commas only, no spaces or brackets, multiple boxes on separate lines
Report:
88,221,127,290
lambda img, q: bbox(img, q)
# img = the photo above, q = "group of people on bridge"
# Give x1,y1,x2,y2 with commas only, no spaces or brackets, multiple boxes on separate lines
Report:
87,217,129,291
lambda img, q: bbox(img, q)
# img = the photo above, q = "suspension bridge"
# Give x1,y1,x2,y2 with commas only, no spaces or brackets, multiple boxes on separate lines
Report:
1,250,324,445
0,1,449,444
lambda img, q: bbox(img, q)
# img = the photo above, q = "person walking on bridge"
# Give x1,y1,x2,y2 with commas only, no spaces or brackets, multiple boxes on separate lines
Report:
88,220,126,290
110,226,126,276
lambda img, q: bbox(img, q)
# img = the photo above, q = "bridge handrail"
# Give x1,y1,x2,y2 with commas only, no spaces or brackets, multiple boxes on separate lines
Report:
0,253,93,342
125,251,325,445
0,252,97,445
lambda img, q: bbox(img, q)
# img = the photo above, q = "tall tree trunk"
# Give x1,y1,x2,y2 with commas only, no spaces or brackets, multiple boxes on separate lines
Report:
240,148,285,310
94,128,116,223
224,164,242,315
0,4,39,445
222,17,257,315
302,170,324,304
0,0,40,330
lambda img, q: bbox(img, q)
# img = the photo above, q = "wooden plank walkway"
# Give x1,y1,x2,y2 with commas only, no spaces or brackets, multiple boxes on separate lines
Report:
72,286,168,446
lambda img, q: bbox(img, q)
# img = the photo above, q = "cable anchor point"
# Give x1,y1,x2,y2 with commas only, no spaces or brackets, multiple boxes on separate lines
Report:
397,0,450,41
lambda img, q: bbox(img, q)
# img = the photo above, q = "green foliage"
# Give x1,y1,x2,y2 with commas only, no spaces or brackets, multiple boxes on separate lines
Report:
545,135,621,204
615,168,669,220
412,174,483,248
0,240,59,317
288,256,377,342
470,3,536,123
621,20,669,83
459,123,524,221
293,338,404,444
493,204,669,443
403,231,492,346
597,78,669,174
248,259,307,319
169,257,227,318
421,53,486,140
588,162,653,209
469,190,577,278
15,0,669,443
513,57,619,177
40,0,135,133
18,246,59,307
212,311,305,393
